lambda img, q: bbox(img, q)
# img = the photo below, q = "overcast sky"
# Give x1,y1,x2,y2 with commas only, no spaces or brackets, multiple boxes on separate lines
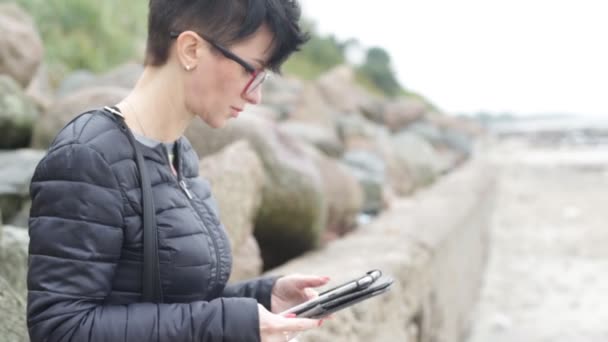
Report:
300,0,608,117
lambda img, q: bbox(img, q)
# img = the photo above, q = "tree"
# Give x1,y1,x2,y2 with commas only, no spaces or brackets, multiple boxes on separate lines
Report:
358,47,403,97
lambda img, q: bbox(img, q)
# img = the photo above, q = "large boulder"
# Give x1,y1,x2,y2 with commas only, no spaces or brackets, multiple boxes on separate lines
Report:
0,225,28,294
391,132,444,188
57,62,143,97
198,141,265,281
260,75,303,117
382,97,427,133
299,144,363,241
185,114,327,270
0,149,45,224
280,83,344,157
0,75,40,149
316,65,377,114
337,113,416,196
31,86,129,149
25,63,54,111
0,276,27,342
287,84,335,126
342,150,386,215
407,119,445,147
0,3,44,88
279,121,344,158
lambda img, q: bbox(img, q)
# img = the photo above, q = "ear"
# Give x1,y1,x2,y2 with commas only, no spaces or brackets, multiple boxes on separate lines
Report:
174,31,203,70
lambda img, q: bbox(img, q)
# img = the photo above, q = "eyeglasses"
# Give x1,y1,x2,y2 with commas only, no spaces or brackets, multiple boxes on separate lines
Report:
170,31,269,95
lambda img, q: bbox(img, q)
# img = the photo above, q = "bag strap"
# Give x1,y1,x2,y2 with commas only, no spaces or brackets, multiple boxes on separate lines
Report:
102,106,163,303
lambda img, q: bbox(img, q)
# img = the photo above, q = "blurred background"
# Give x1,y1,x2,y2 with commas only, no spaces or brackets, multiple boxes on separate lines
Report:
0,1,607,341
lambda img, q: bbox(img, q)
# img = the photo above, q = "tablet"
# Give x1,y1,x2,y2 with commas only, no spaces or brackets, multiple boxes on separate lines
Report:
279,270,394,319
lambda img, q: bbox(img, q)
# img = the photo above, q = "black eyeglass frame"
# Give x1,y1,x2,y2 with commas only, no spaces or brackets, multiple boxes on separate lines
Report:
170,31,269,95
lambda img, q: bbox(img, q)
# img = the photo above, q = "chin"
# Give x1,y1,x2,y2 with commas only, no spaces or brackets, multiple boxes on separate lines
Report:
199,114,228,129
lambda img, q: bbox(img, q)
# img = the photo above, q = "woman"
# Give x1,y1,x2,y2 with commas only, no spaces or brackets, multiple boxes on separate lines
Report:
26,0,329,341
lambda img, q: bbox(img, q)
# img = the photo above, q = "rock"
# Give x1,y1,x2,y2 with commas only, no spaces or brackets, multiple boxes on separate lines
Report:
185,114,327,269
342,150,385,214
230,235,263,281
198,141,265,280
316,65,376,114
0,75,40,149
0,225,29,294
0,276,27,342
391,132,444,188
25,62,54,111
279,121,344,158
57,62,143,97
442,128,474,159
299,145,363,240
260,75,303,117
243,104,283,122
336,113,415,196
288,84,335,126
336,112,384,150
382,97,427,133
0,149,45,223
7,201,30,228
407,120,444,147
56,70,97,98
0,3,44,88
359,98,386,125
31,86,129,149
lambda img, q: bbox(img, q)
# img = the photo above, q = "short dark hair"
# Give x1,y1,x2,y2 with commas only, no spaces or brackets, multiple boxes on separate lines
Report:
145,0,309,73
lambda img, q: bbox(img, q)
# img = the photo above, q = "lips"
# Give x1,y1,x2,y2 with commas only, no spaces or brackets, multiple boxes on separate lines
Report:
230,106,243,118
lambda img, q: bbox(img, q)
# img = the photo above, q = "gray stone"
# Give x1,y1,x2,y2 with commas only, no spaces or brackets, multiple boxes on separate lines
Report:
0,75,40,149
0,276,27,342
407,120,445,147
56,70,97,97
0,149,45,223
185,114,327,269
316,65,377,114
391,132,444,188
25,62,54,111
382,97,427,132
198,141,265,280
299,144,363,241
31,86,129,149
0,225,29,294
342,150,385,214
57,63,143,98
279,121,344,158
0,3,44,88
260,75,302,116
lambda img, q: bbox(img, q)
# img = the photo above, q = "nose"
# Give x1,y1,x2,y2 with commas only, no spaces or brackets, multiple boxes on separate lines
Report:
243,86,263,105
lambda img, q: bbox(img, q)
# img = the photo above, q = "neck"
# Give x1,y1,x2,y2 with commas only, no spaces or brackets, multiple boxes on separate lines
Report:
117,64,194,143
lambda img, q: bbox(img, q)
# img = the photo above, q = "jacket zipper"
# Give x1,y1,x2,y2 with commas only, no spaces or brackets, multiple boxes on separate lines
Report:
163,145,223,290
179,180,193,199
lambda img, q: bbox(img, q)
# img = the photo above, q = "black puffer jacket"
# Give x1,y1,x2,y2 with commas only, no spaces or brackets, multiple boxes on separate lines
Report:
27,109,275,341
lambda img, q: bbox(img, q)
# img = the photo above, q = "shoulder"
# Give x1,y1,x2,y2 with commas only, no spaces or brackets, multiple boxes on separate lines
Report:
47,108,131,166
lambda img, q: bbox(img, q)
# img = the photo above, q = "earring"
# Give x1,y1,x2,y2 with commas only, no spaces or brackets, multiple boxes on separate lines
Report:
184,65,191,71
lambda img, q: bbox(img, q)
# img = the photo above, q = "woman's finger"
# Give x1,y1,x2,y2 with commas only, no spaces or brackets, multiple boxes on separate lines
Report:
289,275,330,289
276,316,320,332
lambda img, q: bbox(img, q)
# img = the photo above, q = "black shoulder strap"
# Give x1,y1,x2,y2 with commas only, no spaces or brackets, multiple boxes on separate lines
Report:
102,106,163,303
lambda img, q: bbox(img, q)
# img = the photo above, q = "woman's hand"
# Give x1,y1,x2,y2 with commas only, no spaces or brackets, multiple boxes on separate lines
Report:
258,304,319,342
270,274,330,314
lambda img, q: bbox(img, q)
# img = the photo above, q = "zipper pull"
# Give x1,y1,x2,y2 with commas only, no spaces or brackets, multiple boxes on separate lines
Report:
179,180,193,200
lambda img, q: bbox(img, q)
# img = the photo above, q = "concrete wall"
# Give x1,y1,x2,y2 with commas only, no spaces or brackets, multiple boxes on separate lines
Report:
267,157,497,342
